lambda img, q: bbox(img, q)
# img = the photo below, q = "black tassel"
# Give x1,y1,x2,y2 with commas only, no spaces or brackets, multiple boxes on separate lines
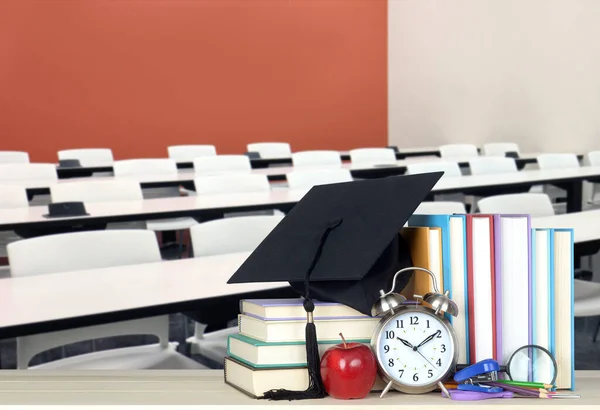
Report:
262,299,326,400
261,218,342,401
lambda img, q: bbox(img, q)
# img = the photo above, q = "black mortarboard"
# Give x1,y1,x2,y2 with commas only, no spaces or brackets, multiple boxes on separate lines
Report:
227,172,443,400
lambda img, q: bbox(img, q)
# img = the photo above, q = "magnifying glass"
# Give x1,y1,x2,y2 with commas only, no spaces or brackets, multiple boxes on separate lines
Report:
503,344,557,385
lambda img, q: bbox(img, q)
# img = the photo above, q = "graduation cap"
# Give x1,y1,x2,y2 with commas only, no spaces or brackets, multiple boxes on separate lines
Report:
228,171,443,400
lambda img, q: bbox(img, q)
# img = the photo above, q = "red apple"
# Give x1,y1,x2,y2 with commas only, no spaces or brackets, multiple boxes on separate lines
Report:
320,333,377,399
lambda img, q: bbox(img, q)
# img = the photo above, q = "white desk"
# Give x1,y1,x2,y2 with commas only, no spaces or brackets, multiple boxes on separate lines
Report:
0,189,306,231
0,370,595,406
2,167,599,231
0,252,290,338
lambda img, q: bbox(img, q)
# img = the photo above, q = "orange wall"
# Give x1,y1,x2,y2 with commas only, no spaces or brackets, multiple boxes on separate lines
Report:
0,0,387,162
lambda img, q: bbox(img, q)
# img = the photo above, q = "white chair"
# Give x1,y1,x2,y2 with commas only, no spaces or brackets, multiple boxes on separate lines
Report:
476,193,555,216
349,148,396,165
468,157,518,176
286,169,353,190
573,279,600,342
535,153,580,210
0,163,57,182
0,185,29,260
113,159,198,250
247,143,291,159
291,151,342,169
414,201,467,215
439,144,479,158
58,149,114,166
187,215,284,362
0,164,57,206
194,174,271,195
536,153,580,170
406,161,462,177
587,151,600,204
193,155,251,175
482,143,520,157
7,230,203,369
51,180,143,203
0,151,29,164
167,145,217,161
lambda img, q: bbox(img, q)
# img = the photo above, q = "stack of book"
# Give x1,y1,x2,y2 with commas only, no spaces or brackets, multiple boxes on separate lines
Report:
224,299,385,398
406,213,574,390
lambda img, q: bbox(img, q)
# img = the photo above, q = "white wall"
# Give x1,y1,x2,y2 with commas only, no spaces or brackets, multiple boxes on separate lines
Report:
388,0,600,152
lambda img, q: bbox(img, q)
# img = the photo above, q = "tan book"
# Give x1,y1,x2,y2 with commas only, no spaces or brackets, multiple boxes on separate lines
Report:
400,226,443,298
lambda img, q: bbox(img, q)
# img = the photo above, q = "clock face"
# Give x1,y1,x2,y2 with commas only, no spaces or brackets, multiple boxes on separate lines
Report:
374,308,456,390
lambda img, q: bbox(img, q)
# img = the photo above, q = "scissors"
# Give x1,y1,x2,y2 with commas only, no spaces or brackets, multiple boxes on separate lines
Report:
441,389,514,401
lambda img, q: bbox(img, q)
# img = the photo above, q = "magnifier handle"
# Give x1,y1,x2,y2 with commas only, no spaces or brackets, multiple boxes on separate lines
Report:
443,390,514,401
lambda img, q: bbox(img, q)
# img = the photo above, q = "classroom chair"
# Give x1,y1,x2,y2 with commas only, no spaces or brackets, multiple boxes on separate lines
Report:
586,151,600,204
57,149,114,166
574,280,600,342
291,150,342,169
286,169,352,190
535,153,580,212
113,159,198,253
413,201,467,215
193,173,282,218
7,230,204,370
468,157,518,176
406,161,467,210
476,193,555,216
348,148,396,165
406,161,462,177
0,151,29,164
439,144,479,158
167,145,217,161
0,185,28,263
246,142,291,159
193,155,252,175
482,143,520,157
0,163,57,206
186,215,285,363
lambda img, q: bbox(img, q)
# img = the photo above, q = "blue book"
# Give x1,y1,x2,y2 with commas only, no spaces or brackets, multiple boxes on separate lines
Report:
409,213,469,363
552,228,574,390
531,227,554,382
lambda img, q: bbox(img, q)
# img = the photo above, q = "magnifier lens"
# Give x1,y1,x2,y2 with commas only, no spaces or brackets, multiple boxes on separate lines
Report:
507,345,556,384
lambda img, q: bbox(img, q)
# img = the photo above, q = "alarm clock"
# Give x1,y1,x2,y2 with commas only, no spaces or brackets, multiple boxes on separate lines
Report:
370,267,459,397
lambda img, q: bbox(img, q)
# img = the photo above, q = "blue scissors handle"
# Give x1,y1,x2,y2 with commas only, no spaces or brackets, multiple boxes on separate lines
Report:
457,384,503,393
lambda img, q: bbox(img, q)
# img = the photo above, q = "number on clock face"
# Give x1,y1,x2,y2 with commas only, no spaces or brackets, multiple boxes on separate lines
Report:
376,310,454,387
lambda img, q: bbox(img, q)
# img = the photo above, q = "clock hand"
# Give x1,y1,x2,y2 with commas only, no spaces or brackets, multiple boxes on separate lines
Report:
396,337,414,349
416,350,436,368
416,330,441,349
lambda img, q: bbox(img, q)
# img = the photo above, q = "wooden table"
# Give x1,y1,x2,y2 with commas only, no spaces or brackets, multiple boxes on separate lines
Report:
0,370,594,406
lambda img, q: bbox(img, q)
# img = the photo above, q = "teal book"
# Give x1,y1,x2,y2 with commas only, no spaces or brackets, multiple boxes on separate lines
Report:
531,227,554,382
227,333,371,368
552,228,574,390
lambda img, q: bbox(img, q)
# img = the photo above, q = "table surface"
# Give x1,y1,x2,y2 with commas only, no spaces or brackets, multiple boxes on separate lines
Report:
0,167,597,230
0,252,287,336
0,369,594,406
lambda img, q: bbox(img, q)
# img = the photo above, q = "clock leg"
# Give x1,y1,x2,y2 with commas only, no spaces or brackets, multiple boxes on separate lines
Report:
379,380,394,398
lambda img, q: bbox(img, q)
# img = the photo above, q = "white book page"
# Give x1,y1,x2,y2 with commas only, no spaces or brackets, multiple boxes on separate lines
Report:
450,216,468,364
472,217,494,361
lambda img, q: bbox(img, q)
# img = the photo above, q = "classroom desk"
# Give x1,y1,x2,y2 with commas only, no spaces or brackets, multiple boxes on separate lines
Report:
53,151,568,179
2,167,600,232
0,370,594,406
0,252,292,339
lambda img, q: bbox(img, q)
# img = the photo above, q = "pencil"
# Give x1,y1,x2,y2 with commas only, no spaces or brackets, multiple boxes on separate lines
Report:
495,380,554,390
